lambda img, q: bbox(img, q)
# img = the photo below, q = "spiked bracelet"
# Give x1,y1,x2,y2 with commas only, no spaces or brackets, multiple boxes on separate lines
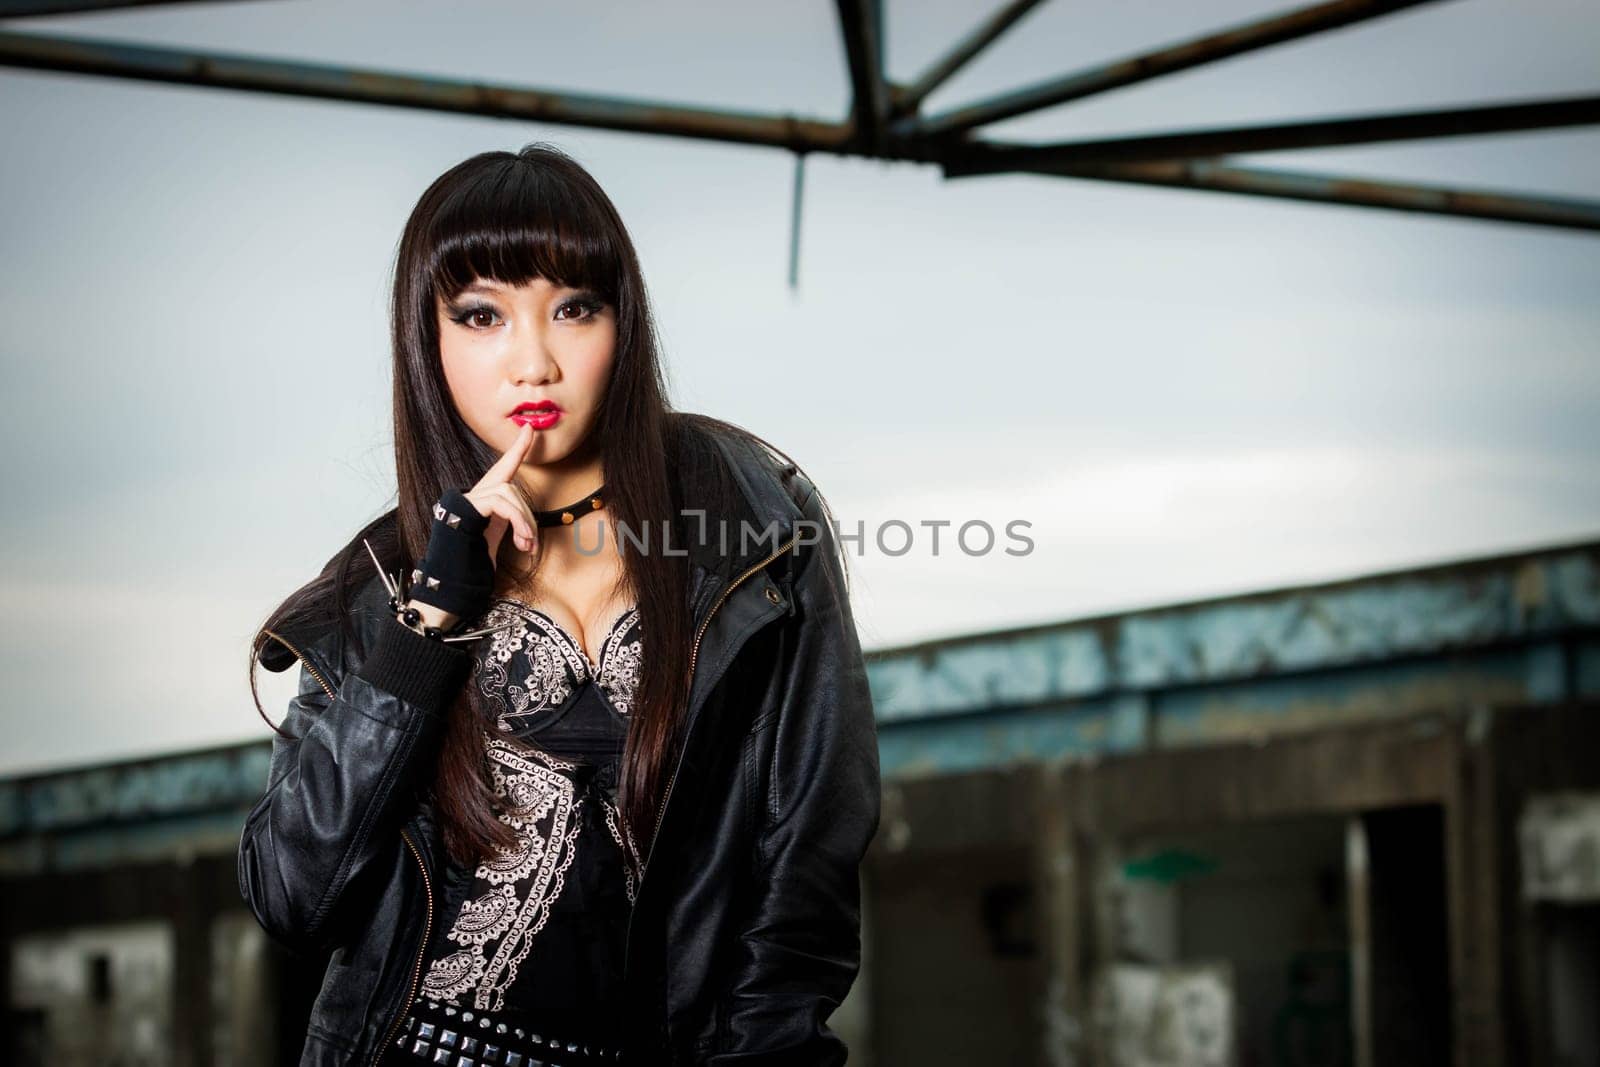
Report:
363,529,519,646
384,593,464,639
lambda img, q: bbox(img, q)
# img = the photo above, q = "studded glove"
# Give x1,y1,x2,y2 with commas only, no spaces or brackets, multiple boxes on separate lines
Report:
403,488,495,624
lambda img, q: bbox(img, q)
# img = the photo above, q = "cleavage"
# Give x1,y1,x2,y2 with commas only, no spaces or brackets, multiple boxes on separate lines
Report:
498,596,633,674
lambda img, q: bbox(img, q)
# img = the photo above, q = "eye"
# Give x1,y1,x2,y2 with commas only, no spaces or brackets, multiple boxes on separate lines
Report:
555,294,607,322
445,301,500,330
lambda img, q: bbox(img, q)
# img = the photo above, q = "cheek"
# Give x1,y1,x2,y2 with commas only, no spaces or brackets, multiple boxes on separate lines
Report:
580,355,616,397
576,331,618,399
439,347,490,419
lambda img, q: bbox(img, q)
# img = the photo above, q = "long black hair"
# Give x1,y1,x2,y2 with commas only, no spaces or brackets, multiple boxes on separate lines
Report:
246,142,830,868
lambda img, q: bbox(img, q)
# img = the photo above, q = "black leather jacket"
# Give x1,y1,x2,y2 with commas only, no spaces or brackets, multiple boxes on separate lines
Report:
237,424,882,1066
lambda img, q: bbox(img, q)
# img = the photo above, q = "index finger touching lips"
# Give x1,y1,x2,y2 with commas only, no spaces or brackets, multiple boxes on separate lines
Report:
485,421,535,484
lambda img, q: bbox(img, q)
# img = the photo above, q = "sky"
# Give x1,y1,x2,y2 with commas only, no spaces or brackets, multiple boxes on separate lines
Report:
1,0,1597,777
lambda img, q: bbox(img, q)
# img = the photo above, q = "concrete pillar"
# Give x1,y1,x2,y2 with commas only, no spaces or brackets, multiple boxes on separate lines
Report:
1033,761,1086,1067
170,858,215,1067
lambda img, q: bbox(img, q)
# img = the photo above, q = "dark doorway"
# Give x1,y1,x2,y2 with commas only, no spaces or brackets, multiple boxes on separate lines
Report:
1358,805,1452,1067
1542,903,1600,1067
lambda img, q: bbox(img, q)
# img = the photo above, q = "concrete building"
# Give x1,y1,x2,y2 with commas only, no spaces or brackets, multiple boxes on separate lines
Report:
3,538,1598,1066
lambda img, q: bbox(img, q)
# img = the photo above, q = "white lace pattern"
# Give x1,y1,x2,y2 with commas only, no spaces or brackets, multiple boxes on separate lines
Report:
418,599,644,1013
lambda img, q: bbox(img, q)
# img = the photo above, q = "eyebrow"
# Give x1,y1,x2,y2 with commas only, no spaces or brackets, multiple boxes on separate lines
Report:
446,279,601,302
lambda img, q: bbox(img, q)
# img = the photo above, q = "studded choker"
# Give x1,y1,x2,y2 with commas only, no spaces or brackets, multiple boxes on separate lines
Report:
532,485,606,528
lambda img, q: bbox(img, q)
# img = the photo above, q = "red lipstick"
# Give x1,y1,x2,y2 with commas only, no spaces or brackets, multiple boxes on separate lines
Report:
509,400,562,430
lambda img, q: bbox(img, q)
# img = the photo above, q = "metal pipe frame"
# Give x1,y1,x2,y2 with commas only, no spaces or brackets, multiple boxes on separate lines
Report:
943,96,1600,172
1,0,1596,233
984,158,1600,232
894,0,1444,140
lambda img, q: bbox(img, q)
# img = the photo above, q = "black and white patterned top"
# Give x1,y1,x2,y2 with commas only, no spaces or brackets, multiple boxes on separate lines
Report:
400,596,644,1060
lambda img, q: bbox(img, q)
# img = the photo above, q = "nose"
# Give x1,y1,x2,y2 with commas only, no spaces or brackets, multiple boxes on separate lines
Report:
509,331,559,385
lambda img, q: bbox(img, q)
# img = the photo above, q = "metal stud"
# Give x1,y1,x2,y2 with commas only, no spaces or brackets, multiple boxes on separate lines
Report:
433,503,446,520
426,576,441,590
561,511,575,524
446,512,461,529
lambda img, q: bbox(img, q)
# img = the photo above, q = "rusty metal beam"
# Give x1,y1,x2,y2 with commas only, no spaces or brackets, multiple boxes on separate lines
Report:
890,0,1045,119
898,0,1445,139
0,0,258,14
0,28,853,152
835,0,889,150
944,156,1600,231
945,95,1600,172
2,14,1596,236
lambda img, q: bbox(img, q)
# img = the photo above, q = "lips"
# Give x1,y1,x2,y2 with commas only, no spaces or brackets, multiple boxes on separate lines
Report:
509,401,563,430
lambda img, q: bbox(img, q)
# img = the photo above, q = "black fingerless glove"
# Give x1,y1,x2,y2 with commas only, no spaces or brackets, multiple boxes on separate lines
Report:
405,488,495,622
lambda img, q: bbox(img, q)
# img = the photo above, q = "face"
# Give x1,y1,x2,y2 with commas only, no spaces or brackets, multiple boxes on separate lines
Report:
436,275,617,476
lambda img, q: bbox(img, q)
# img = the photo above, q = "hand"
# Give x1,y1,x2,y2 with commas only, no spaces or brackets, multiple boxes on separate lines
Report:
462,421,540,570
403,424,539,626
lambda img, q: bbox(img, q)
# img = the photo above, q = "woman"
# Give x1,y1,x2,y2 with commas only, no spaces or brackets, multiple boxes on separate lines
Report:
238,143,881,1067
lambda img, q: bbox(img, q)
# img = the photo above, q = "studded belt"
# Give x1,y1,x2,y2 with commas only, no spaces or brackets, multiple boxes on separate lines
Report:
393,995,627,1065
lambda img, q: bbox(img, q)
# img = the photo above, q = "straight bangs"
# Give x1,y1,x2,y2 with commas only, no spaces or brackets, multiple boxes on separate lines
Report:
422,159,625,305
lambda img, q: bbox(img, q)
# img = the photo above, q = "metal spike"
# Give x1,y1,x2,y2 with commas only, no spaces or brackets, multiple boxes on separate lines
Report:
441,621,518,642
363,538,398,600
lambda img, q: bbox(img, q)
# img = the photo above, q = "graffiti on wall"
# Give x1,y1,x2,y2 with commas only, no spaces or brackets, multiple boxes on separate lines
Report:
1095,962,1235,1067
1520,791,1600,902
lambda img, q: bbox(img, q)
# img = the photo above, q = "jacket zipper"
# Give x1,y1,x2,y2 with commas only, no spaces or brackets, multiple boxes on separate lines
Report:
372,826,434,1067
262,628,337,702
639,530,800,881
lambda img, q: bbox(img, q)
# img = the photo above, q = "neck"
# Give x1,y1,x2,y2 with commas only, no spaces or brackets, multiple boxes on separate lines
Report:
513,448,605,511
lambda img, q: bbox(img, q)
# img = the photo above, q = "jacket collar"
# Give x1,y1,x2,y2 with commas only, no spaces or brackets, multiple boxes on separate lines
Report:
667,417,805,619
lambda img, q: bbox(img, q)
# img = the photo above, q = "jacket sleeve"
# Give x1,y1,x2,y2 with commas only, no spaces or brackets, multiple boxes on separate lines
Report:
709,495,883,1066
237,614,472,957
